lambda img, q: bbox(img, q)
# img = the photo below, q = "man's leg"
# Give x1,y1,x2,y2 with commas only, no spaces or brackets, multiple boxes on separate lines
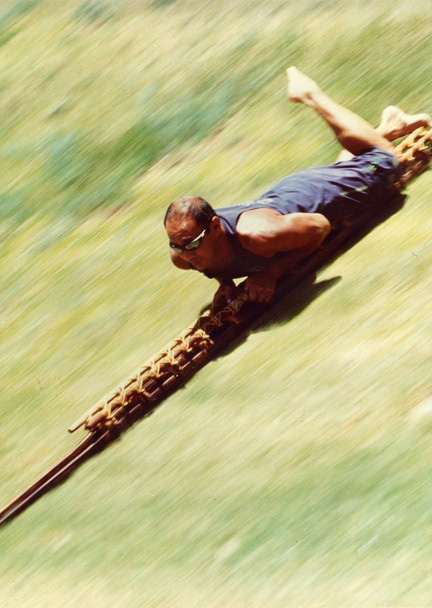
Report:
376,105,432,140
286,66,431,160
336,105,432,162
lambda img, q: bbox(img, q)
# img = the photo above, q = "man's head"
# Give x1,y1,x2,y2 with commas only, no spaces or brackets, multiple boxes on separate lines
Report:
164,196,226,272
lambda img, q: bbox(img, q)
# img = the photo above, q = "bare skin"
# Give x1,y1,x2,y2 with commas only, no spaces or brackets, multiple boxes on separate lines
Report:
166,210,331,307
167,67,431,307
286,66,397,156
337,105,432,162
377,105,432,140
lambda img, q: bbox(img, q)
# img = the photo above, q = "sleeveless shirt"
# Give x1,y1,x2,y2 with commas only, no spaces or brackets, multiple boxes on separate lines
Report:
212,147,400,279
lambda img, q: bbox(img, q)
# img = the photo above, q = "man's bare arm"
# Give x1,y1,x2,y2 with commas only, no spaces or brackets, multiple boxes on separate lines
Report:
237,209,331,302
236,209,331,257
259,238,325,279
243,239,324,302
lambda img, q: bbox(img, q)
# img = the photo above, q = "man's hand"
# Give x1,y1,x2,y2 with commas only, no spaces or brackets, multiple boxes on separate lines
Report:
244,272,277,303
212,279,237,311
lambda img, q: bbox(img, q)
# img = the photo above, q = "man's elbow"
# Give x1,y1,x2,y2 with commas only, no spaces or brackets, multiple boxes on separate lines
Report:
314,214,331,245
288,212,331,249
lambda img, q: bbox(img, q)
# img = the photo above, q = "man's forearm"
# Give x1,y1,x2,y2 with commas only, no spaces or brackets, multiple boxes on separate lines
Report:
264,240,323,282
242,238,326,303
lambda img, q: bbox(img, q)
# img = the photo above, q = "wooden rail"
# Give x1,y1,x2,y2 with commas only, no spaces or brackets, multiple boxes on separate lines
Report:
1,126,430,527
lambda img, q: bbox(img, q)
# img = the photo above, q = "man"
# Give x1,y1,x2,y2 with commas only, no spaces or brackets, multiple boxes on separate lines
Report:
164,67,431,309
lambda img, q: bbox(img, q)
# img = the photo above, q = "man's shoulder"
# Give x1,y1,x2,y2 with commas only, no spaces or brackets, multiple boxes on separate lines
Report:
216,198,278,234
236,207,282,233
216,198,274,214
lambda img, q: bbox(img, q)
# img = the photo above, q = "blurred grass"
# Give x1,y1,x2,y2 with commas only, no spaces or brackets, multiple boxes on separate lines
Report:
1,0,432,607
0,0,430,223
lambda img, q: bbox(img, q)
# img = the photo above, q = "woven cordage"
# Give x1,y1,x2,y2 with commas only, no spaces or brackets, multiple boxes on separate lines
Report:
395,126,432,187
69,126,432,436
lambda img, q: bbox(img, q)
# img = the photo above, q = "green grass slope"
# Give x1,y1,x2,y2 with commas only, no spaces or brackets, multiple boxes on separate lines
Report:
1,1,431,606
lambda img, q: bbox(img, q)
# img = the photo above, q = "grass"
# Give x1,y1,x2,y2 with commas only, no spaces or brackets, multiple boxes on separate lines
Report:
1,0,432,606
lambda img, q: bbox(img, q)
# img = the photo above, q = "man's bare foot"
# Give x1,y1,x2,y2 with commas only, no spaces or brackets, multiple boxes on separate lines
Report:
377,105,432,141
286,66,322,105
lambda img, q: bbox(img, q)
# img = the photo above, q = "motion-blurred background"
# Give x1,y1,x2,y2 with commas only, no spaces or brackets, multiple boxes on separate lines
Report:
1,1,431,606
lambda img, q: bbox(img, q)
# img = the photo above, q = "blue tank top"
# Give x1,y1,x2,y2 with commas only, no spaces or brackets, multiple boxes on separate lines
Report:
212,199,279,278
213,147,400,278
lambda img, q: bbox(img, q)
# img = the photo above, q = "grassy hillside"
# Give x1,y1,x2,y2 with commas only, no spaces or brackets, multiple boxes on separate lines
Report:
1,1,431,606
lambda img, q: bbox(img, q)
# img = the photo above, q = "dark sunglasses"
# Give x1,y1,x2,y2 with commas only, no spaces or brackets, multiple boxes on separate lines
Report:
169,225,209,254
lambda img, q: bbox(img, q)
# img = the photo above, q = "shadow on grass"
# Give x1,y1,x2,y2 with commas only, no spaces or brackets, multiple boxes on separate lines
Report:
0,194,406,528
215,275,341,360
256,274,341,330
212,191,406,358
256,193,406,333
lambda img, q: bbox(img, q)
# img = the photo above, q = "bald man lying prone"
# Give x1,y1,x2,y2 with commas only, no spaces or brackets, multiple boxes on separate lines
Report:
164,67,431,309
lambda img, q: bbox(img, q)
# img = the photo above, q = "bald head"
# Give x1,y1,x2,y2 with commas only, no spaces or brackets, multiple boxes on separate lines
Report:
164,196,216,229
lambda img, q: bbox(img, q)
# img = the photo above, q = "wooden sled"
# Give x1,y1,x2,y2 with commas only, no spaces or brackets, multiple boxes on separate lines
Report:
1,126,431,527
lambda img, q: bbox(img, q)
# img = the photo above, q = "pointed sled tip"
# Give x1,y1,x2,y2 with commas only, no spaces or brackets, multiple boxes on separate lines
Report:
0,433,108,527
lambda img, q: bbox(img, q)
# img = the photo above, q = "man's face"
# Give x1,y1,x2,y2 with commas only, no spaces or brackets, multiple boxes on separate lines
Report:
165,215,218,272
